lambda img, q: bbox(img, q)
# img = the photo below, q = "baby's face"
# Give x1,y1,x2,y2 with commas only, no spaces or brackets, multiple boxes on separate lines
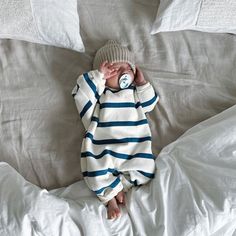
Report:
105,62,134,89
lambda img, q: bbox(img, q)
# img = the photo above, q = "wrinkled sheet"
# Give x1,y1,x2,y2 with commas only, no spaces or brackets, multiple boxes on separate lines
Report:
0,0,236,189
0,1,236,234
1,105,236,236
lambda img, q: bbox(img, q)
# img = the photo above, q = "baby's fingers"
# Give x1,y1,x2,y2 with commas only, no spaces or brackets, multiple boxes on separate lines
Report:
107,62,114,68
106,69,118,80
100,61,109,69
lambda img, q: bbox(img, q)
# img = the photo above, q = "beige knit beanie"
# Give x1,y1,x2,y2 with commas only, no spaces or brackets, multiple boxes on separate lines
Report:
93,40,136,73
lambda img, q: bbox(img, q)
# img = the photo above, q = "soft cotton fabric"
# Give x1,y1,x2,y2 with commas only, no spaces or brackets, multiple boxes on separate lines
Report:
1,103,236,235
72,70,159,203
1,0,236,189
151,0,236,34
0,0,84,52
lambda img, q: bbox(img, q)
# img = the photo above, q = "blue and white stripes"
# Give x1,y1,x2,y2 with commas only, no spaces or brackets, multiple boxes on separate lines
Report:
91,117,148,127
72,70,159,203
72,70,106,129
85,132,151,145
81,149,155,160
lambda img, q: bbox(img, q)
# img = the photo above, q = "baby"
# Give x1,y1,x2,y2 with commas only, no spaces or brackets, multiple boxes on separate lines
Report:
72,40,159,219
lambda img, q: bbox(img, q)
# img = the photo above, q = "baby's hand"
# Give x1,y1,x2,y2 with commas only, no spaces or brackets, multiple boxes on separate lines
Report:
99,61,118,80
134,67,147,86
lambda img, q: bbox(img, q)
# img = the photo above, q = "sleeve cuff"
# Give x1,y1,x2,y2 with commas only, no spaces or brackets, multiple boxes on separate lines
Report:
136,82,151,92
89,70,106,87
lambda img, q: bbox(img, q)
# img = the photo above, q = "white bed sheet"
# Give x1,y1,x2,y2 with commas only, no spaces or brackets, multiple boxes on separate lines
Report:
0,0,236,189
1,104,236,236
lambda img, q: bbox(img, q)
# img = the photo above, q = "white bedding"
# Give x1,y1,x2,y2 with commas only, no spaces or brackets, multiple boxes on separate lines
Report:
1,104,236,235
151,0,236,34
0,0,236,235
0,0,84,52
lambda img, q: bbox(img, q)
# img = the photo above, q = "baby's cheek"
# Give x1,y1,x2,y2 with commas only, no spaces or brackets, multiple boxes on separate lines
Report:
105,77,119,89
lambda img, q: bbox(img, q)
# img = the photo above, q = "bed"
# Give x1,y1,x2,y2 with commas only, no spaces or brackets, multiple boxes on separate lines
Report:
0,0,236,235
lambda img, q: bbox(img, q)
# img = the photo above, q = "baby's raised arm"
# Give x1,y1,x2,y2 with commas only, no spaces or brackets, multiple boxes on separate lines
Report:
135,67,159,113
72,70,105,130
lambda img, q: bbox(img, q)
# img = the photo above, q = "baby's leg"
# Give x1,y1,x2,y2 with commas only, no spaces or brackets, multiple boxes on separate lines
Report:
107,197,121,219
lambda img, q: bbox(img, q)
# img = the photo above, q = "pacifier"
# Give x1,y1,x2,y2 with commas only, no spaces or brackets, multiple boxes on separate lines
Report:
119,74,132,89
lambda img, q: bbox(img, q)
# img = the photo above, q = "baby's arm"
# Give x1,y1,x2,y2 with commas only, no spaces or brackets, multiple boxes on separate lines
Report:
135,67,159,113
72,70,106,130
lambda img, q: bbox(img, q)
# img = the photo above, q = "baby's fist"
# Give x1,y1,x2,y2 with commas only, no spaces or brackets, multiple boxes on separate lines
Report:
134,67,147,86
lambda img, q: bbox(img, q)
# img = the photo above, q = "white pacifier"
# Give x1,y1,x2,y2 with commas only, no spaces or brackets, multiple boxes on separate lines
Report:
119,74,132,89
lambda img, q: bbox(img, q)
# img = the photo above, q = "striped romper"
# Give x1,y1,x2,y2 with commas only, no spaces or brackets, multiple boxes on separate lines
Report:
72,70,159,203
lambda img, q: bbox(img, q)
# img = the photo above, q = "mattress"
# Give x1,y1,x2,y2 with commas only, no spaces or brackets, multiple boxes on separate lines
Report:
0,0,236,235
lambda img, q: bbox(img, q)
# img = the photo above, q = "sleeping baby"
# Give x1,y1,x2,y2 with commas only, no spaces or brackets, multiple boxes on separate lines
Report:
72,40,159,219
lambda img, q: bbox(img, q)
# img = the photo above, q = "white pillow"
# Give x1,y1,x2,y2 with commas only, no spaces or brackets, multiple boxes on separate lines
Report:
0,0,85,52
151,0,236,34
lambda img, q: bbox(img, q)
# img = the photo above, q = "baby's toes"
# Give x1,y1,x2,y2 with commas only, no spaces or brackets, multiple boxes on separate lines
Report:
116,191,125,205
108,208,120,219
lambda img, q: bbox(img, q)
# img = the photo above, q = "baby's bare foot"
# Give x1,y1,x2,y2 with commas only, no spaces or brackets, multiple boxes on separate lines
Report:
116,191,125,205
107,198,121,219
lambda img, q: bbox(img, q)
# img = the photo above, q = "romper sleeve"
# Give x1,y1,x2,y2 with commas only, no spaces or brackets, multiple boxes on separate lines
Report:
72,70,106,130
135,82,159,113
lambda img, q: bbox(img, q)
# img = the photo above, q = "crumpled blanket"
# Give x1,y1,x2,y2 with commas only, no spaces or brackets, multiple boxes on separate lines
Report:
1,104,236,236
